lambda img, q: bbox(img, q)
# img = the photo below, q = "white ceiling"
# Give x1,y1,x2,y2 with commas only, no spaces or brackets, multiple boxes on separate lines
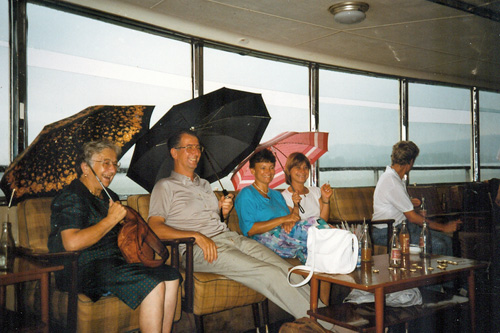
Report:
64,0,500,90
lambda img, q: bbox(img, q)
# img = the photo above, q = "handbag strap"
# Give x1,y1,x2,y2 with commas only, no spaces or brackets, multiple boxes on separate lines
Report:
126,207,169,260
287,228,317,288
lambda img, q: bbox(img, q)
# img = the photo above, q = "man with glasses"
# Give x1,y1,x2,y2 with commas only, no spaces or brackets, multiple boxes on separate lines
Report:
147,130,326,326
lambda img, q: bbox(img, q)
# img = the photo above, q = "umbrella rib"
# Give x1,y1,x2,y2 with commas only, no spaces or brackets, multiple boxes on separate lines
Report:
192,115,271,131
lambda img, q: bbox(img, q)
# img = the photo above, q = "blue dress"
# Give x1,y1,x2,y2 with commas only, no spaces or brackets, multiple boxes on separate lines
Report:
48,179,181,309
235,185,329,263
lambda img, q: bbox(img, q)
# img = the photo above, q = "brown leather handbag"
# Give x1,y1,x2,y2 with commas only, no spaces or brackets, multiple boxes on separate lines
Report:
117,206,169,267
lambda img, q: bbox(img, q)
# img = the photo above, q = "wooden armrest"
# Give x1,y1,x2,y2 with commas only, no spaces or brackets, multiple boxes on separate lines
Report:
16,246,80,261
160,237,195,313
15,246,79,332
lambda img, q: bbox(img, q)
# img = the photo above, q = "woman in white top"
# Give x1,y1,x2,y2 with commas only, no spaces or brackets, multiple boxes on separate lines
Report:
281,152,332,222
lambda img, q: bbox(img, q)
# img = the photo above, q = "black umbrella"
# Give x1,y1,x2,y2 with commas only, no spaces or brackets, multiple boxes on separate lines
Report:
1,105,154,204
127,87,271,192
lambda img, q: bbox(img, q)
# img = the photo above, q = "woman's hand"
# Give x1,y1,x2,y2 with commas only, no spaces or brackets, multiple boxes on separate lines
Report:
411,197,421,207
108,201,127,226
292,191,302,206
320,183,332,202
281,212,300,233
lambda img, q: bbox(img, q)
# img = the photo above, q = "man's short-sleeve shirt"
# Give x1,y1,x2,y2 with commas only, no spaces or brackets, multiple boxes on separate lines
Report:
148,171,228,238
372,166,414,228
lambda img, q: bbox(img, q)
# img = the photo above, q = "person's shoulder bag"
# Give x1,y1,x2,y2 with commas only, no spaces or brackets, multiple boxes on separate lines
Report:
287,227,358,287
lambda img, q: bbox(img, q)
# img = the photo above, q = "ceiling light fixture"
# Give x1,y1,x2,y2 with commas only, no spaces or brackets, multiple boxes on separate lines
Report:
329,2,369,24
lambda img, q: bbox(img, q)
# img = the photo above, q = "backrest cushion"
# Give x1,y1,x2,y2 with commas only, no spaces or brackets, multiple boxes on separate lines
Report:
17,197,53,251
330,187,374,221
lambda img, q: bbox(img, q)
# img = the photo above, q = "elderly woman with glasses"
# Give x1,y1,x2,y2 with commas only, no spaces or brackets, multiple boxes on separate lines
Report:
48,139,181,332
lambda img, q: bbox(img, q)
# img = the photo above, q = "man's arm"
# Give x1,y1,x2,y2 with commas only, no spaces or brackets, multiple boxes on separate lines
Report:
148,216,219,263
403,210,460,233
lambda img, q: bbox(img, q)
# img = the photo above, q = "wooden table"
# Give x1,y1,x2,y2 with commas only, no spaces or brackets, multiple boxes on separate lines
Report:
292,254,487,333
0,256,64,333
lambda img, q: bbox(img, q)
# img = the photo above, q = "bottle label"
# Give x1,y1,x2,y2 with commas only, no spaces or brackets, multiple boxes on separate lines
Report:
391,248,401,260
0,255,5,266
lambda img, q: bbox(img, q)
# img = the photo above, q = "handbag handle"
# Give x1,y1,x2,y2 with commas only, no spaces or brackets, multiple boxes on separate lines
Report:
287,228,317,287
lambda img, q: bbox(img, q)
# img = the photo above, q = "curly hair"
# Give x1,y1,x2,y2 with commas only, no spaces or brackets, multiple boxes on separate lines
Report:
76,139,121,177
284,152,311,185
391,141,419,166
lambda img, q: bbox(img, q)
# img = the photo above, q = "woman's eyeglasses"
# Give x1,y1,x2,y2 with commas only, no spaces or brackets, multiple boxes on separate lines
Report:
92,159,121,168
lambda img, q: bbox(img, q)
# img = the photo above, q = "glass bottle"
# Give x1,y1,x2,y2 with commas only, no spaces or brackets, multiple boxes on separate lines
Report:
0,222,16,270
419,219,432,259
420,197,427,217
389,227,401,268
399,220,410,254
360,223,372,262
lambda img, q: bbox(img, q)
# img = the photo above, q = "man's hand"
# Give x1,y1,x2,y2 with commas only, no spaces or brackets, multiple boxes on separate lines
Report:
194,232,218,263
411,197,421,207
219,193,234,218
441,219,462,233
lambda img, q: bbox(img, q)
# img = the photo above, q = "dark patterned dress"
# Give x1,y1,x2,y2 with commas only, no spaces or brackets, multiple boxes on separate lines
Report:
48,179,181,309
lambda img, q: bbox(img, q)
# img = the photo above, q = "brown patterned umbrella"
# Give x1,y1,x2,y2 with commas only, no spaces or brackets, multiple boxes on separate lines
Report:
0,105,154,204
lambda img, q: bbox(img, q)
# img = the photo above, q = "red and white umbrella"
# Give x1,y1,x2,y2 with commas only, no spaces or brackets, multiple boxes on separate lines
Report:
231,131,329,190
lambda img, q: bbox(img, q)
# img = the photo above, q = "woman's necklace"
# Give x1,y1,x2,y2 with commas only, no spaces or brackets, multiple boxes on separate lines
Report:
253,182,269,195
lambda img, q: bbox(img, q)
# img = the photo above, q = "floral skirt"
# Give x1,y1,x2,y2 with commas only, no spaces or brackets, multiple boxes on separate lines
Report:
251,217,330,264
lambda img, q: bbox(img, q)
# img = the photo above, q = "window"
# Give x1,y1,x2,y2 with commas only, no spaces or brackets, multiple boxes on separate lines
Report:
319,70,399,187
408,83,471,184
204,48,309,190
479,90,500,181
0,0,8,168
26,4,191,195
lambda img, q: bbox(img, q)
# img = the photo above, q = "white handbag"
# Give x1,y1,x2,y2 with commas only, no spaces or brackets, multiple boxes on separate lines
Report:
287,227,358,287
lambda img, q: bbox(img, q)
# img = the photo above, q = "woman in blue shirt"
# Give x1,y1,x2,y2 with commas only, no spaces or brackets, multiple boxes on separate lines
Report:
235,149,328,263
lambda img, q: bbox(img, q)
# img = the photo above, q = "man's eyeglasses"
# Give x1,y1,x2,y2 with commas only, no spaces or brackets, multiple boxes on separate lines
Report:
92,159,121,168
175,145,204,153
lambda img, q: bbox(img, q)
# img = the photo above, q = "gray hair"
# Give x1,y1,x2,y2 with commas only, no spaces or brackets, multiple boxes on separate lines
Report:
76,139,121,176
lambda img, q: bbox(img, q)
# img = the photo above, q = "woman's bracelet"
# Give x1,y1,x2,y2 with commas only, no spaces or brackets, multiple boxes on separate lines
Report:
322,200,329,204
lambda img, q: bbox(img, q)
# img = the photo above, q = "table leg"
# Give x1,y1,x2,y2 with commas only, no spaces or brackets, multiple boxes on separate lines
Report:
40,273,49,333
310,276,319,313
374,287,385,333
468,270,476,333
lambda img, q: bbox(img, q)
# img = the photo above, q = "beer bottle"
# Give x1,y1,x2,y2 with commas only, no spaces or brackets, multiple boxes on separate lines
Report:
0,222,16,270
361,223,372,262
399,220,410,254
389,227,401,268
419,219,432,259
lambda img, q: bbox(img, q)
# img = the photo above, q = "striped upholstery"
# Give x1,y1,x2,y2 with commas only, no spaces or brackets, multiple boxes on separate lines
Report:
328,187,389,255
127,194,266,318
16,196,180,332
329,187,375,222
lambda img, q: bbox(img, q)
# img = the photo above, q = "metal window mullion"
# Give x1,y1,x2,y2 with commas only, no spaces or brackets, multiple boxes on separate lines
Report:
309,64,319,186
471,87,480,181
399,78,409,141
9,0,28,159
191,40,203,98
